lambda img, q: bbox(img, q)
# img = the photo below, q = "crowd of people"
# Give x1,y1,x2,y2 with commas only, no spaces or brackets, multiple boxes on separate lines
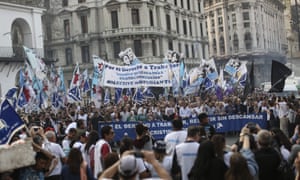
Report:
2,92,300,179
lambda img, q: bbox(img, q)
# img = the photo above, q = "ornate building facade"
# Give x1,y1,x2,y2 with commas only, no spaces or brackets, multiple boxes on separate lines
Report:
43,0,209,84
204,0,288,85
0,1,44,97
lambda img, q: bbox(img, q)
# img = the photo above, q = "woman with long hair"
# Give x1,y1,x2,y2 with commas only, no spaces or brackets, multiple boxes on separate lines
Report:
82,131,99,175
188,140,227,180
61,148,95,180
225,153,253,180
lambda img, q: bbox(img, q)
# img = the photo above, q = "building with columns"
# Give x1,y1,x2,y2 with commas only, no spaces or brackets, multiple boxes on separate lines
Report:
0,1,44,97
204,0,287,85
43,0,209,85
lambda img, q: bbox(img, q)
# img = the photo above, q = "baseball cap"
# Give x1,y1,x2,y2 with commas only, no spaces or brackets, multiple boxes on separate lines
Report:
153,140,166,154
118,155,138,177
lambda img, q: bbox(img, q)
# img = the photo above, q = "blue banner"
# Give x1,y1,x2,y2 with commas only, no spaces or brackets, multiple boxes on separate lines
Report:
0,99,25,145
99,113,267,141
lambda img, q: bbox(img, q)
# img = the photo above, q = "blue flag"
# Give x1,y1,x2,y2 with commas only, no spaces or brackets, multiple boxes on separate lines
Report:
17,89,28,108
115,88,123,104
143,87,155,99
0,99,25,145
68,87,81,102
5,88,17,99
52,92,59,109
104,88,111,105
133,88,144,104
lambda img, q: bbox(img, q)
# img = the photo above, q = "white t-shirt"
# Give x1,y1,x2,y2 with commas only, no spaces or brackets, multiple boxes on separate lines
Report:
43,141,66,176
147,156,172,178
174,141,200,180
164,130,187,156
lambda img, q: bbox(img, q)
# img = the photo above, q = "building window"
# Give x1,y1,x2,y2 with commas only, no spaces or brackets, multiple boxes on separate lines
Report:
174,0,177,6
181,0,184,8
176,18,179,33
168,40,173,50
243,12,250,21
217,8,222,15
213,38,217,53
150,10,154,26
111,11,118,29
219,36,225,55
245,32,252,50
134,40,142,57
64,19,70,40
65,48,72,65
187,0,190,10
166,14,171,31
202,45,206,59
233,33,239,52
198,0,201,12
113,41,120,58
78,0,85,3
81,15,88,34
178,42,182,52
81,46,90,63
189,21,192,36
200,23,203,36
211,19,215,27
191,44,195,58
152,40,156,56
132,9,140,25
219,26,223,32
62,0,68,6
242,2,250,9
244,22,250,28
218,17,223,25
185,44,189,58
183,20,187,35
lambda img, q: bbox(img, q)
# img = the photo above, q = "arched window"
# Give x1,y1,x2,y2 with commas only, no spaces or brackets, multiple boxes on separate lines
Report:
233,33,239,52
219,36,225,55
244,32,252,50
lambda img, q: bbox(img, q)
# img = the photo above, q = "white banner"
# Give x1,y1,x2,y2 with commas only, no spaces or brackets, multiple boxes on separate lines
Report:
103,62,180,88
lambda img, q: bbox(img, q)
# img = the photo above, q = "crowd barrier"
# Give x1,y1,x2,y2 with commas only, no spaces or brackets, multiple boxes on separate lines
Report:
98,113,267,141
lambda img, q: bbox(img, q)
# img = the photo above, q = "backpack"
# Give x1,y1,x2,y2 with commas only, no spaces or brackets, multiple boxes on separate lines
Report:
275,147,295,180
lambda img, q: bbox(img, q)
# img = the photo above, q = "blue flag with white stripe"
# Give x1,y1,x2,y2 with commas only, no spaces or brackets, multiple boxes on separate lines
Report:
68,87,81,102
0,99,25,145
5,88,17,99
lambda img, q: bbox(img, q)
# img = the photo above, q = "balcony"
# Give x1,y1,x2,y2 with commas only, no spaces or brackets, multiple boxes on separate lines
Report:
100,26,163,38
0,0,45,8
0,46,44,61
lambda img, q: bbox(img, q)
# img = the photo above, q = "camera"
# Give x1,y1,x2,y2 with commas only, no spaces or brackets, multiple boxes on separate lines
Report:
133,151,144,158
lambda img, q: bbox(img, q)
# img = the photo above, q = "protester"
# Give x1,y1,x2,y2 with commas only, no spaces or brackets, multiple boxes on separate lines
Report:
44,130,67,180
198,112,215,139
188,140,227,180
164,119,187,156
255,129,281,180
99,150,172,180
133,123,153,151
93,125,114,178
19,152,51,180
61,148,95,180
171,126,200,180
147,141,172,178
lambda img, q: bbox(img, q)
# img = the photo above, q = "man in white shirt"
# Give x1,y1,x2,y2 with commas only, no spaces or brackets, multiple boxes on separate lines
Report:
171,126,200,180
278,97,289,136
94,125,115,178
164,119,187,156
44,131,66,180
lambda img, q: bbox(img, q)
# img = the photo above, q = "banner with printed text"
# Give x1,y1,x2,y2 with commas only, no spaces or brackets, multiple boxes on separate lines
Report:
103,62,180,88
99,113,267,141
